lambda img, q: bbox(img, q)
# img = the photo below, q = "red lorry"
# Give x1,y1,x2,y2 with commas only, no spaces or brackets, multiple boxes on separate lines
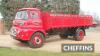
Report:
10,8,93,48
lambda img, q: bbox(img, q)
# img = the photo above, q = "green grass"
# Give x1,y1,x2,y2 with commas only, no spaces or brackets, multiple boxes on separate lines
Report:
0,48,100,56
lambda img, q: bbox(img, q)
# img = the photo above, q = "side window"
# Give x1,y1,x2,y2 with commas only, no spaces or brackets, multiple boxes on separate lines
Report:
31,11,39,19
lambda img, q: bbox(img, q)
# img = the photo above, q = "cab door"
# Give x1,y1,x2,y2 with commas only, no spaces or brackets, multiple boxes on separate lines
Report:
28,10,43,28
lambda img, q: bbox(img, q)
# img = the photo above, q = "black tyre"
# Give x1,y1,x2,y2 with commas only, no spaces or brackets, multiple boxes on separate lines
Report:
59,34,68,39
74,28,85,41
28,32,45,48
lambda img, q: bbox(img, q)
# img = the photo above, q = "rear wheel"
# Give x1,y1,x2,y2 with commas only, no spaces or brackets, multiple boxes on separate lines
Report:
28,32,45,48
59,34,68,39
74,28,85,41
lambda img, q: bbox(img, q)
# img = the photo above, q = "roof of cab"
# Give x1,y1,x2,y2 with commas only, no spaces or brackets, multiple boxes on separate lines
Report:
19,8,40,11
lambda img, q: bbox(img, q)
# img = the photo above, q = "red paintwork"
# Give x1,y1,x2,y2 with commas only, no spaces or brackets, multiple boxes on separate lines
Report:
42,12,93,30
11,8,93,41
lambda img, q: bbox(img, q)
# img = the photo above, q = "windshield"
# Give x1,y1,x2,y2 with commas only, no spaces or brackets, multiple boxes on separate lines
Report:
15,11,28,20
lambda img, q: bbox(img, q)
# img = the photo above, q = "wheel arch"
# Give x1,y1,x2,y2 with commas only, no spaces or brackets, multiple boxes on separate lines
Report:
30,30,46,39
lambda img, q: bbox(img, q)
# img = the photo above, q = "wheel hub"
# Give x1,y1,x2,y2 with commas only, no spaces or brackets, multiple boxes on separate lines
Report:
79,31,84,40
34,36,42,44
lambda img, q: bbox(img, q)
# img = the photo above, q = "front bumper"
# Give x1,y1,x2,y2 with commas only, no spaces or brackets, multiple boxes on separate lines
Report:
10,27,33,41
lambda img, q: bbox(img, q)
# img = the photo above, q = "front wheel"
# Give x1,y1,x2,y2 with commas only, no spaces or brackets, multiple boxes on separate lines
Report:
74,28,85,41
28,32,45,48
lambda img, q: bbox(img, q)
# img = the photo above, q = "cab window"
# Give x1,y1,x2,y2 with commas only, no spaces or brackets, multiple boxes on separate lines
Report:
30,11,39,19
15,11,28,20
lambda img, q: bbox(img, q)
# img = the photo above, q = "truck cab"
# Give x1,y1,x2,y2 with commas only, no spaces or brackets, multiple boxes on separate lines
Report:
10,8,46,48
14,8,43,28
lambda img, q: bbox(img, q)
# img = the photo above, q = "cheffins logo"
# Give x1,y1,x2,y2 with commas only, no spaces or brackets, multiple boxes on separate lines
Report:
62,44,94,52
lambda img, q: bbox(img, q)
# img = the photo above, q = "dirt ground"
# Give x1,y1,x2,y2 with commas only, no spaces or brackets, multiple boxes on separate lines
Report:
0,27,100,53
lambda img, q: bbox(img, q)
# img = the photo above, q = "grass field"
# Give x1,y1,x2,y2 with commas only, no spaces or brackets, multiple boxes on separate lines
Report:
0,48,100,56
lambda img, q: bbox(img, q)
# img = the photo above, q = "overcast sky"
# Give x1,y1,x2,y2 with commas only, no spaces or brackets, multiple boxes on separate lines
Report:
80,0,100,18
